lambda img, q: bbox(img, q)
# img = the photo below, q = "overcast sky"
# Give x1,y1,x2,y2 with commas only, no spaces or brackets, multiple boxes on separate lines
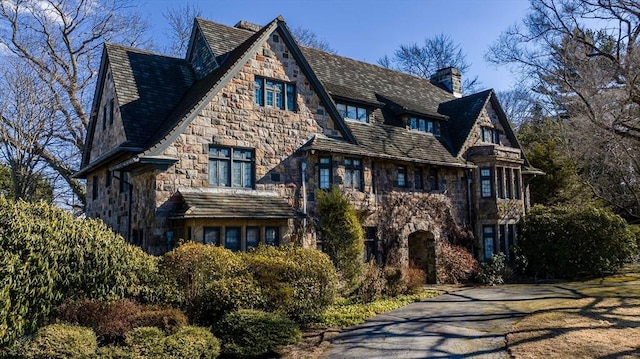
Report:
141,0,531,93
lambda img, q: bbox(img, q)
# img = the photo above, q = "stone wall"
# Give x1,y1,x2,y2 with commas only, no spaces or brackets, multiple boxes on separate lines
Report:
89,69,126,160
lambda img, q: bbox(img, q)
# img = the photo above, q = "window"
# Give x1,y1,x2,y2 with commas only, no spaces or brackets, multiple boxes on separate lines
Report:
483,225,495,260
109,99,114,125
480,168,492,198
481,127,500,144
204,227,221,246
105,171,112,188
514,169,521,199
102,105,107,130
409,117,441,136
319,156,332,190
344,158,363,191
265,227,279,246
92,176,98,200
505,168,512,199
119,171,130,194
337,103,368,123
225,227,241,251
254,77,296,111
246,227,260,250
209,146,254,188
414,168,423,190
396,166,406,187
507,224,516,248
497,167,504,199
428,168,439,191
499,224,506,254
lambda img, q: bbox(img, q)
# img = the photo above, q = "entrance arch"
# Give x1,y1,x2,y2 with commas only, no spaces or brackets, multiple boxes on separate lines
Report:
408,231,437,284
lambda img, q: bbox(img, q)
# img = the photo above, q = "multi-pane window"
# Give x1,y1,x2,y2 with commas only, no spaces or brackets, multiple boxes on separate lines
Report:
225,227,241,251
204,227,221,246
480,168,492,198
497,167,504,199
102,105,107,130
109,99,114,125
337,103,368,123
105,171,112,188
396,166,406,187
209,146,254,188
499,224,507,254
254,77,296,111
483,225,495,260
246,227,260,250
414,168,423,190
344,158,363,191
319,157,332,190
505,168,513,199
514,169,521,199
265,227,280,246
409,117,441,136
428,168,439,191
482,127,500,144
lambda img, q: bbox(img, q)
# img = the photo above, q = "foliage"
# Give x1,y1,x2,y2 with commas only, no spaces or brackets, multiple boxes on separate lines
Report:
436,241,479,284
243,244,338,323
319,290,441,327
520,205,638,278
358,260,386,303
403,267,427,294
124,327,165,358
134,307,188,334
316,188,365,294
94,345,133,359
160,242,261,326
217,309,301,358
0,198,157,346
23,324,98,359
164,326,220,359
292,26,336,54
477,253,506,286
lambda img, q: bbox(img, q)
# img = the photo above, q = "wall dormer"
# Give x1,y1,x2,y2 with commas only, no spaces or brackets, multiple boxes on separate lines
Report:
187,26,218,80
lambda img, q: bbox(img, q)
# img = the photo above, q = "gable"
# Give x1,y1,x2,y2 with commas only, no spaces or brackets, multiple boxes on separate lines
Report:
89,66,127,161
187,21,218,79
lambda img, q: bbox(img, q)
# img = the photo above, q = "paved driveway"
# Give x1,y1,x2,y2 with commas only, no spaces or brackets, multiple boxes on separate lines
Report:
322,284,583,359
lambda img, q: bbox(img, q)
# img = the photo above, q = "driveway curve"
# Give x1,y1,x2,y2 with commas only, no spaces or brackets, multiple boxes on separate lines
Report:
322,284,583,359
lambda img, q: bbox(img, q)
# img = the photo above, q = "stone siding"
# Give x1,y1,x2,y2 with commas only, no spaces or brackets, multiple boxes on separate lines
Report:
90,69,126,160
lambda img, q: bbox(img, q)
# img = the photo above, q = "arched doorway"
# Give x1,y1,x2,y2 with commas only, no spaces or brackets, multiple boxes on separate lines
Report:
408,231,437,284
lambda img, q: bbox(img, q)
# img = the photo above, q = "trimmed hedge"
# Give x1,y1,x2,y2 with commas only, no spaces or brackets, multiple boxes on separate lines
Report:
125,327,165,358
217,309,301,358
25,324,97,359
520,205,637,278
243,245,338,323
164,326,220,359
0,198,158,346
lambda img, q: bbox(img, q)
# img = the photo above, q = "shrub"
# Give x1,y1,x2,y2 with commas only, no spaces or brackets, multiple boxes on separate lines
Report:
94,346,133,359
243,245,338,323
160,242,262,326
0,198,157,346
124,327,165,358
316,188,365,294
24,324,97,359
135,307,188,334
520,205,637,278
164,326,220,359
217,309,301,358
404,266,427,294
383,266,407,297
436,241,479,284
477,253,506,285
358,260,386,303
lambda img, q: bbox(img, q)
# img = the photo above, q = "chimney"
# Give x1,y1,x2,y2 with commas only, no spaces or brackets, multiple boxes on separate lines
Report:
234,20,262,32
430,67,462,98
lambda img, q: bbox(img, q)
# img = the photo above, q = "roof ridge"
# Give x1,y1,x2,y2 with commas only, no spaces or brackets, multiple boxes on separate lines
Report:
104,42,183,60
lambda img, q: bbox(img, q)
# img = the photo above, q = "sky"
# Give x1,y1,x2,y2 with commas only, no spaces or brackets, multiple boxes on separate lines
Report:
143,0,532,93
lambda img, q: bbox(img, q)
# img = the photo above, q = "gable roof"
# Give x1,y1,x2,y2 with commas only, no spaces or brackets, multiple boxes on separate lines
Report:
438,89,493,156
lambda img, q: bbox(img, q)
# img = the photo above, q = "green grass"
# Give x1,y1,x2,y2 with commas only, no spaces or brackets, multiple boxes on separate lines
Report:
318,289,442,327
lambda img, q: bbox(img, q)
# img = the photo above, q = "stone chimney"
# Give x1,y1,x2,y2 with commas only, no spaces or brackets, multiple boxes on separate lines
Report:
234,20,262,32
430,67,462,98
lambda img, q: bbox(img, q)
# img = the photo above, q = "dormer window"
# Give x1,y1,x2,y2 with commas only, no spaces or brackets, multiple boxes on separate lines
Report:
481,127,500,144
336,103,369,123
254,77,296,111
409,117,441,136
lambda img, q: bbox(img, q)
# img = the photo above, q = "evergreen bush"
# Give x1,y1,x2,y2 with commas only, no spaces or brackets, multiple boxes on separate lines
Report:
477,253,506,285
124,327,165,358
316,188,365,294
217,309,301,358
243,244,338,323
24,324,97,359
520,205,637,278
164,326,220,359
0,198,157,346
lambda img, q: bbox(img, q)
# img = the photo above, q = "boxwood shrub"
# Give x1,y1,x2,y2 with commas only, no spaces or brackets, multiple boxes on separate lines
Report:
216,309,301,358
24,324,97,359
124,327,165,358
243,245,338,323
164,326,220,359
520,205,637,278
0,198,158,346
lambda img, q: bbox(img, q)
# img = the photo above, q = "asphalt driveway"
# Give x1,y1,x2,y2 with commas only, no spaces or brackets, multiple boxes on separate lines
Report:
322,284,585,359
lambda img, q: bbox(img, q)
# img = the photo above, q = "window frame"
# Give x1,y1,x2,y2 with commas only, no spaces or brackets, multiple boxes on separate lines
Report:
109,99,114,125
505,168,513,199
105,171,112,188
344,158,363,191
497,167,504,199
102,105,107,130
481,127,499,144
224,227,241,251
208,145,255,189
254,76,296,111
336,102,369,123
483,225,495,261
245,226,260,250
204,226,221,246
414,168,423,190
428,168,439,191
514,169,521,199
396,166,407,188
318,156,333,190
409,117,441,136
480,168,493,198
265,227,280,246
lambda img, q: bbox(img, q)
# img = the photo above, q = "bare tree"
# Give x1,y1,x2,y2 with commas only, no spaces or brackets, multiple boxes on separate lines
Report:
162,2,202,57
292,26,336,54
496,88,537,129
487,0,640,220
0,0,150,206
378,33,479,93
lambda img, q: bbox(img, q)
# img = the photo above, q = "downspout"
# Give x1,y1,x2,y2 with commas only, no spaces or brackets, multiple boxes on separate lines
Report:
112,171,134,245
301,161,307,230
466,168,473,226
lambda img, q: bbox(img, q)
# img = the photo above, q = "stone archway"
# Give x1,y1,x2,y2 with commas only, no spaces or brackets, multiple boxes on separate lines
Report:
408,231,437,284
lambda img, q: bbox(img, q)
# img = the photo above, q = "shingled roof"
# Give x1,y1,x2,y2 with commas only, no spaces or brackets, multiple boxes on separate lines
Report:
438,89,493,156
170,189,300,219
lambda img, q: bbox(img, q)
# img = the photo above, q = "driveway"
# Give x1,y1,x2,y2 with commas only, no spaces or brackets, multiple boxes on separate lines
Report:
322,284,584,358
